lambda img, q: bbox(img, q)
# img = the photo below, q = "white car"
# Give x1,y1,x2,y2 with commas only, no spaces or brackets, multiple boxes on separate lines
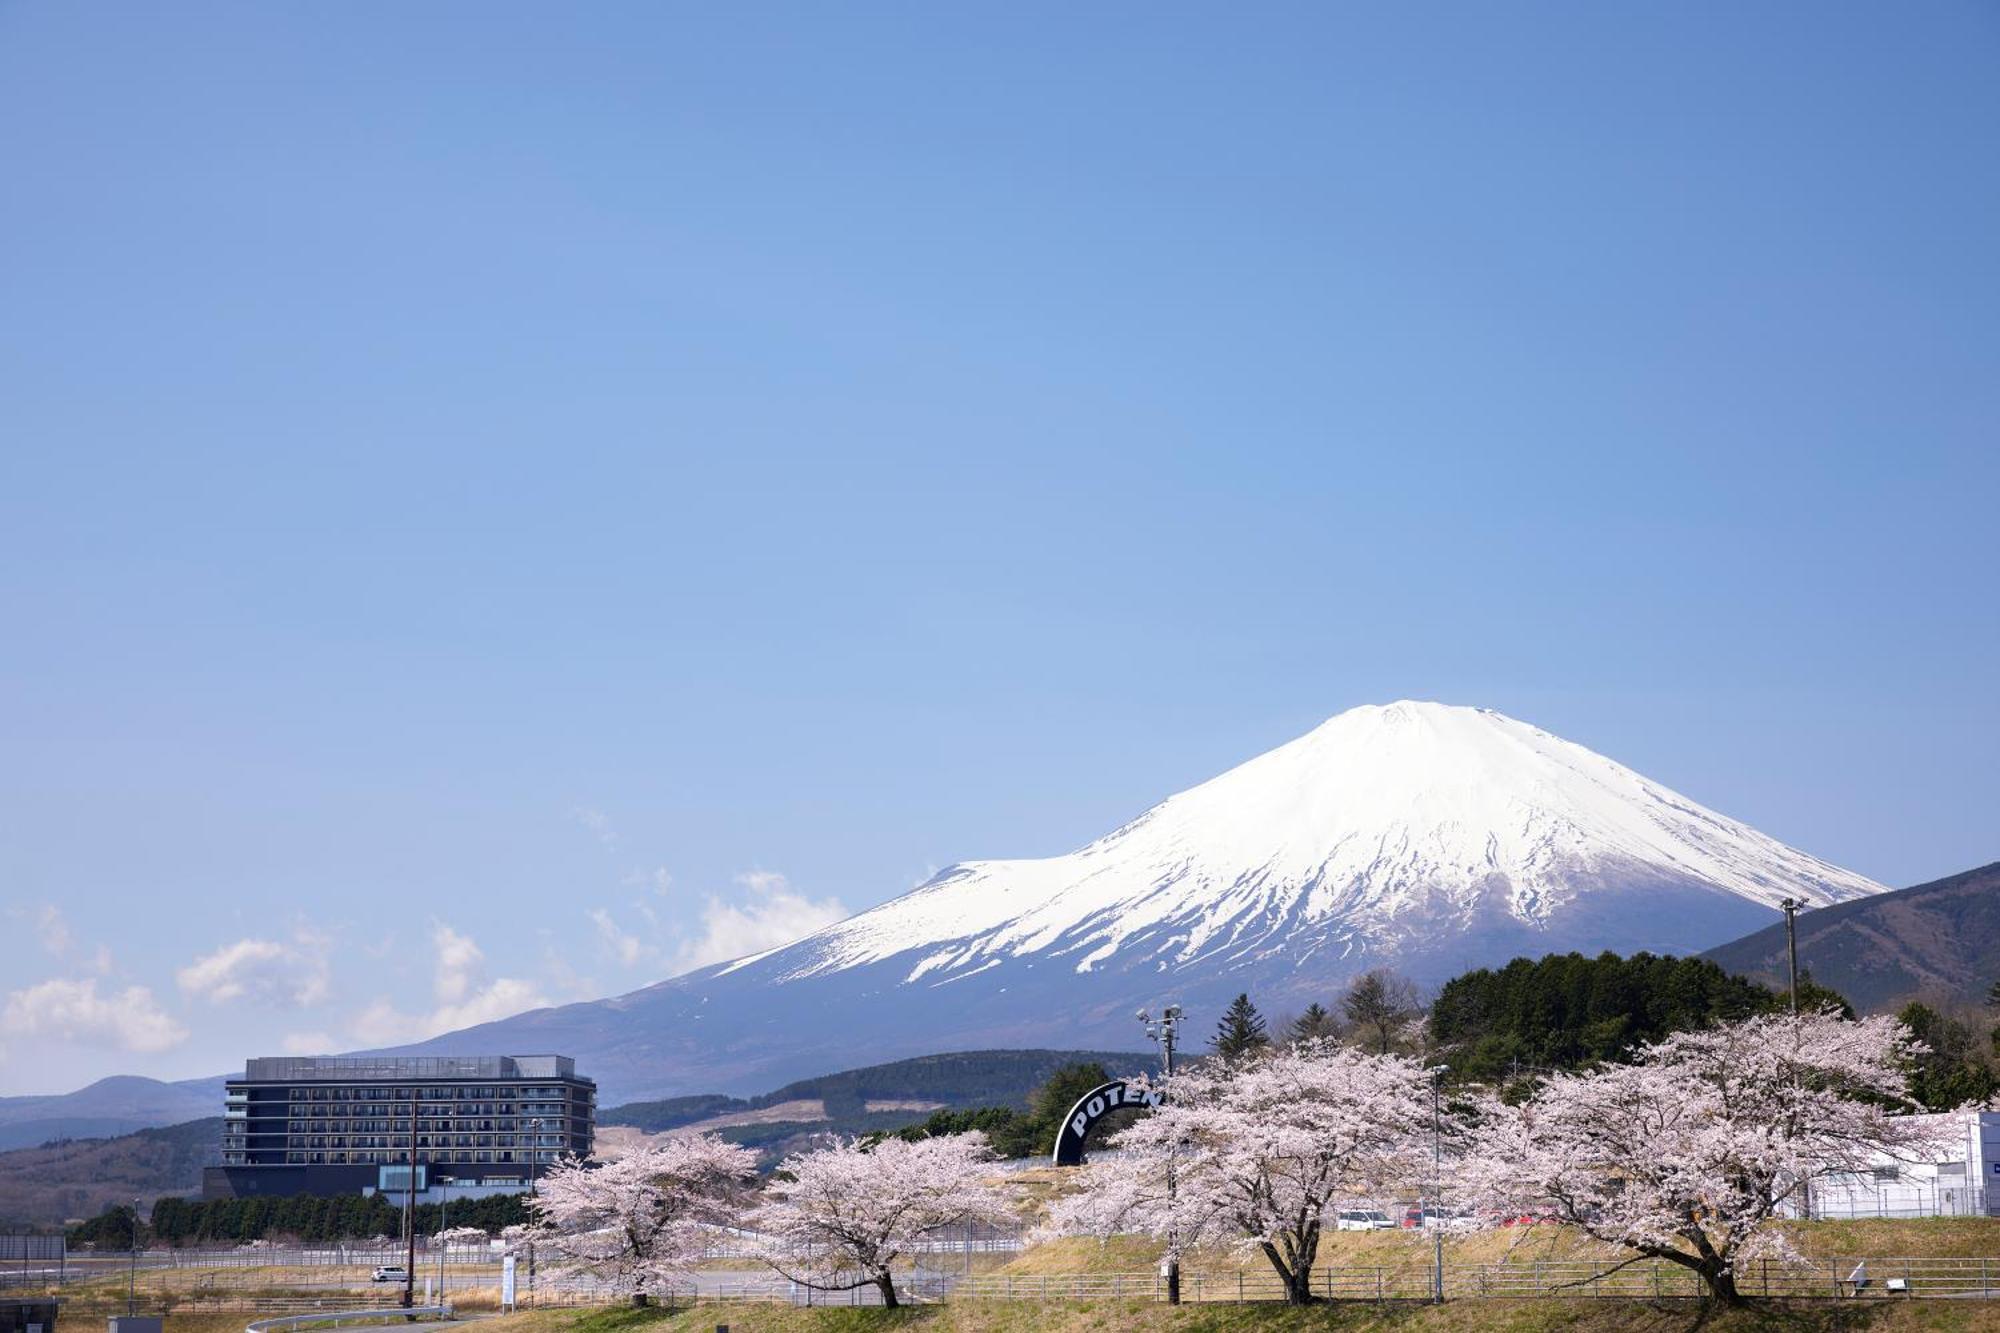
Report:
1334,1209,1394,1231
371,1266,408,1283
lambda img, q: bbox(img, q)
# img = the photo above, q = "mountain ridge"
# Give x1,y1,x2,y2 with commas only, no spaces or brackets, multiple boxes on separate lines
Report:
1703,859,2000,1011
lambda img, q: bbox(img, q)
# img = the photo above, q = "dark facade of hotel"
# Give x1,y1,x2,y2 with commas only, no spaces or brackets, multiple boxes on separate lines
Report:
201,1054,595,1201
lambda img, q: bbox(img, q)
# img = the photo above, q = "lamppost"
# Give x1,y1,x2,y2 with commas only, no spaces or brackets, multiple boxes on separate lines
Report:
402,1089,419,1311
1429,1068,1446,1305
1778,897,1804,1013
1777,896,1810,1219
1137,1005,1183,1306
127,1196,142,1315
434,1175,454,1302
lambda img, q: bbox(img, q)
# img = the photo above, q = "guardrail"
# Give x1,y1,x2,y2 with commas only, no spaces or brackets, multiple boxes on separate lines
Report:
246,1305,453,1333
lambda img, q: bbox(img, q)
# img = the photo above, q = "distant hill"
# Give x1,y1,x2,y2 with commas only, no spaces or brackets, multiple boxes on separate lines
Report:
600,1047,1155,1130
1703,861,2000,1012
0,1075,223,1150
0,1117,222,1227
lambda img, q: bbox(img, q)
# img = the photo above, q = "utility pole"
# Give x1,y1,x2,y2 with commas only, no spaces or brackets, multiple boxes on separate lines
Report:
1138,1004,1183,1306
402,1089,419,1311
1778,898,1804,1014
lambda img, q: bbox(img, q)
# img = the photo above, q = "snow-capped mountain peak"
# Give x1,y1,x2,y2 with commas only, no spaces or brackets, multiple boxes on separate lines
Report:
398,702,1891,1101
751,701,1885,986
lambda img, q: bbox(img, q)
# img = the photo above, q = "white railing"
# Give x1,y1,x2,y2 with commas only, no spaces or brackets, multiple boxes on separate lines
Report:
246,1305,452,1333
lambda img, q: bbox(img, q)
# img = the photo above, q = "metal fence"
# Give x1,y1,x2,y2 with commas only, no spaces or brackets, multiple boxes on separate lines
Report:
1806,1184,1994,1220
523,1256,2000,1307
17,1244,2000,1308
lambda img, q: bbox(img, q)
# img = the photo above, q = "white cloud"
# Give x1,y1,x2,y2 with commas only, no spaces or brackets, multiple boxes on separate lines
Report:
34,906,72,958
348,924,550,1047
571,807,618,851
431,923,484,1004
281,1031,336,1055
588,909,653,968
177,929,331,1008
671,871,847,974
2,977,187,1053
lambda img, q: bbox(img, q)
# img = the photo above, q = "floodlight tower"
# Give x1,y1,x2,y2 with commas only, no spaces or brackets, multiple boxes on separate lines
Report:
1778,897,1804,1013
1137,1004,1184,1304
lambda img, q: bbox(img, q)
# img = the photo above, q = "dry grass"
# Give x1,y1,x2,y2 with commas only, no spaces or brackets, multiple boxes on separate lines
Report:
999,1219,2000,1279
462,1297,2000,1332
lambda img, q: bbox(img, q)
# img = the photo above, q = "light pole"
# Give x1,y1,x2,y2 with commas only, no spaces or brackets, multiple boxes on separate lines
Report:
402,1089,419,1311
434,1175,453,1302
1137,1004,1183,1306
1430,1069,1445,1305
1778,898,1804,1014
127,1196,142,1315
1777,897,1810,1219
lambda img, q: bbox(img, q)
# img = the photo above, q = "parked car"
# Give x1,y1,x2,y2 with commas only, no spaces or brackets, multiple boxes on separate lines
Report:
371,1266,408,1283
1335,1209,1395,1231
1403,1205,1474,1228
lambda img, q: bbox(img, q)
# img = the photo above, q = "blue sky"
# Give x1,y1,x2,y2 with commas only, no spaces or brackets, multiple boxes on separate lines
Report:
2,2,1995,1094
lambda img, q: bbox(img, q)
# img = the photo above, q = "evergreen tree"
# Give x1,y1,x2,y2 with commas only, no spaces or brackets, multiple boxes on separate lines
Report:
1212,993,1270,1060
1429,951,1799,1081
1288,1002,1337,1045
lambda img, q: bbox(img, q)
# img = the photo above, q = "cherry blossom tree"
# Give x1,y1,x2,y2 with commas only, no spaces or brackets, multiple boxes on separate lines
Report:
1466,1009,1949,1305
431,1225,490,1246
749,1132,1014,1308
529,1136,757,1306
1045,1042,1435,1304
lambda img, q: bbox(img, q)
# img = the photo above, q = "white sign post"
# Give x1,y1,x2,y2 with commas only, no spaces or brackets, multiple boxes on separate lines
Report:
501,1255,517,1312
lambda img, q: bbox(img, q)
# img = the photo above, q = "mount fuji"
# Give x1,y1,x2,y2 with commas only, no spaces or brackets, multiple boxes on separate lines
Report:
399,702,1887,1100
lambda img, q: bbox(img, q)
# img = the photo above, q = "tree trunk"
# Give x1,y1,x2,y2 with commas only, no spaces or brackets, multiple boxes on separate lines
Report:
1259,1240,1316,1306
875,1271,899,1309
630,1292,649,1308
1699,1263,1744,1306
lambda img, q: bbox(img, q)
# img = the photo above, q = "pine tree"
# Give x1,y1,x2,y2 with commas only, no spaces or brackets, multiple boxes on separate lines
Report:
1213,993,1270,1060
1288,1002,1336,1045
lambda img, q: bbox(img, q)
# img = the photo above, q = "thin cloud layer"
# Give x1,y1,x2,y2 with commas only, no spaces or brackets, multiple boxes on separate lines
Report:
177,929,332,1008
672,871,847,974
2,977,188,1053
350,923,551,1046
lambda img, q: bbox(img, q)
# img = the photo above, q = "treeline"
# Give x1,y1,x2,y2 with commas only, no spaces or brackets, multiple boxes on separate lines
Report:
1428,951,1819,1081
1192,952,1999,1113
70,1191,532,1248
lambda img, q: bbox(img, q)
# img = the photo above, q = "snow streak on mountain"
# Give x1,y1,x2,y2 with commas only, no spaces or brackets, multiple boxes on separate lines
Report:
403,702,1887,1099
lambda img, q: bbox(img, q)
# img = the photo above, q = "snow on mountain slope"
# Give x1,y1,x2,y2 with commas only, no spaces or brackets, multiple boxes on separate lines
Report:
397,702,1888,1100
736,701,1885,987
